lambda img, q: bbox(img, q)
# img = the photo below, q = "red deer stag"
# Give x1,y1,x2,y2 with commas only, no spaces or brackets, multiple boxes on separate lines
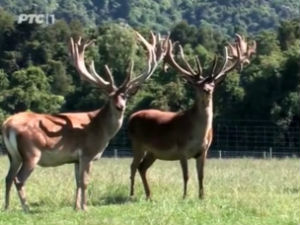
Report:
2,31,167,211
128,34,256,199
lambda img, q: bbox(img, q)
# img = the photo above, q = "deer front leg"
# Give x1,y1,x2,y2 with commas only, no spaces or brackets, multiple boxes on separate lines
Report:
79,158,92,211
180,158,189,199
74,162,81,210
196,151,207,199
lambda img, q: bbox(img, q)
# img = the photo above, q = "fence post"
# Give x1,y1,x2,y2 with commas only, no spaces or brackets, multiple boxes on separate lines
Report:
263,151,266,159
269,147,272,159
114,149,118,158
219,150,222,159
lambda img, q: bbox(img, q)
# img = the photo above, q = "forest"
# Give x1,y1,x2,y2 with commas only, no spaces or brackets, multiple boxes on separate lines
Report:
0,1,299,150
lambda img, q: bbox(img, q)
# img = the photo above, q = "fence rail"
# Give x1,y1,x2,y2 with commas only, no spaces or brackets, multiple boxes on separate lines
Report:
0,120,299,158
104,119,300,158
103,148,300,158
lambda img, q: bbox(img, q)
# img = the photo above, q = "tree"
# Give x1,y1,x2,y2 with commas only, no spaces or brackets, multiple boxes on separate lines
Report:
0,66,64,114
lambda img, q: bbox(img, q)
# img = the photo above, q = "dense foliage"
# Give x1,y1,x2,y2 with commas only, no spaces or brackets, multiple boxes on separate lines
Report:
0,0,299,34
0,3,299,148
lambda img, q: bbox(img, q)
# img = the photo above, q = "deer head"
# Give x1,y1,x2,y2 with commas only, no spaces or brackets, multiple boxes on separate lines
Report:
164,34,256,99
69,31,168,113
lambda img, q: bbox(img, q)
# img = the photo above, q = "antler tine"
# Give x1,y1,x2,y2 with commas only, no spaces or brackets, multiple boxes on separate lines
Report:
155,33,168,62
124,31,167,92
235,34,247,54
88,61,116,91
150,31,157,48
163,39,198,84
103,64,115,87
211,33,257,84
234,34,256,65
211,46,235,81
195,56,203,79
119,59,134,91
209,55,219,78
69,37,99,85
69,36,116,93
178,44,198,76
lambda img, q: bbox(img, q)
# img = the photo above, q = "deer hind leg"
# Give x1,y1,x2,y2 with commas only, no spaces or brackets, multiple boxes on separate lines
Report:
196,151,207,199
180,158,189,199
5,155,21,210
130,148,144,197
138,152,156,200
15,156,39,212
74,162,81,210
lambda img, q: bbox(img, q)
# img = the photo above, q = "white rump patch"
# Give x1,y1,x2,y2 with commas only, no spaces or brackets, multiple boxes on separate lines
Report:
4,130,21,161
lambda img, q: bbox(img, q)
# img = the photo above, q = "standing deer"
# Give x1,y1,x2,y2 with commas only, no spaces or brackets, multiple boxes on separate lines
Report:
128,34,256,199
2,31,167,211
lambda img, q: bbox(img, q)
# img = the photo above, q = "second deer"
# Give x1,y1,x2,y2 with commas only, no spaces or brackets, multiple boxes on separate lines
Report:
128,34,256,199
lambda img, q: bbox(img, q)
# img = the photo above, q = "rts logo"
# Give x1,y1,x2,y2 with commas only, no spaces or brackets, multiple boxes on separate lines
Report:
17,14,55,25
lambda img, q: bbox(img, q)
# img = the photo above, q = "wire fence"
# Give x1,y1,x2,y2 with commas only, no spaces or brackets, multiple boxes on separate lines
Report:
0,120,298,158
104,119,300,158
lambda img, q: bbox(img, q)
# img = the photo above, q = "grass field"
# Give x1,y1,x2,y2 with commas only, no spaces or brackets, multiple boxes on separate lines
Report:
0,157,299,225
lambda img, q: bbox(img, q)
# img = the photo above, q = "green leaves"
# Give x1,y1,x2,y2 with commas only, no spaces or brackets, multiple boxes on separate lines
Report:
0,66,64,114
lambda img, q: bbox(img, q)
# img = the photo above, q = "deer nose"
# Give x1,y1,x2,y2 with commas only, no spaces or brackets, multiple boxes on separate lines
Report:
115,104,124,111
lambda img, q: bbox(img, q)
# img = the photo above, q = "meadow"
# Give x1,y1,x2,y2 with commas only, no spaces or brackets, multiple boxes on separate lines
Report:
0,157,299,225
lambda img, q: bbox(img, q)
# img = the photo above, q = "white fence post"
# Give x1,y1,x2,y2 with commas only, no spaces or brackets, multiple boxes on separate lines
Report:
263,151,266,159
269,147,272,159
114,149,118,158
219,150,222,159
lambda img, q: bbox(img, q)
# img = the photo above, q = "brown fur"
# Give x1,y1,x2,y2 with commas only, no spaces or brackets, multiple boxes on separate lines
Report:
3,101,125,212
128,89,214,199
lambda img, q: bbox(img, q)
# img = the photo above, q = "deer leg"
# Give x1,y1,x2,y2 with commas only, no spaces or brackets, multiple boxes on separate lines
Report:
196,151,207,199
74,162,81,210
130,150,144,197
14,157,39,212
180,158,189,199
5,155,21,210
138,152,156,200
79,158,92,211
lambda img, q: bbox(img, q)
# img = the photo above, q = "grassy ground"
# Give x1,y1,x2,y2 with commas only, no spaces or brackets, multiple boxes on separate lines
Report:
0,157,299,225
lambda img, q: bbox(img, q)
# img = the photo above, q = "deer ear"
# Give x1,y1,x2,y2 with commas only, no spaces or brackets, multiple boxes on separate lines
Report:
126,85,140,98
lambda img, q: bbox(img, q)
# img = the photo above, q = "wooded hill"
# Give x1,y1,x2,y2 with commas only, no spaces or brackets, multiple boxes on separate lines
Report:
0,2,299,148
0,0,299,34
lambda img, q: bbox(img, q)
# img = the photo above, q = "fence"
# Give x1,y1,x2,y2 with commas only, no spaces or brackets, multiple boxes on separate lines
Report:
104,119,300,158
0,120,298,158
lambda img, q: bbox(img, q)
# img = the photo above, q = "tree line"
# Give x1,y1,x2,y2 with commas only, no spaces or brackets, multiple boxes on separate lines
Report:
0,0,299,34
0,8,299,148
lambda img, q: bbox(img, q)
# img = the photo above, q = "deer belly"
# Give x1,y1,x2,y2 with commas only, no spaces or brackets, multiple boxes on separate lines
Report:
144,145,181,160
38,149,79,167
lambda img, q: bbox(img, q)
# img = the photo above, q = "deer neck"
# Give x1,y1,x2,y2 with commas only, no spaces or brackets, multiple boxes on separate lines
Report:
89,101,125,139
190,91,213,131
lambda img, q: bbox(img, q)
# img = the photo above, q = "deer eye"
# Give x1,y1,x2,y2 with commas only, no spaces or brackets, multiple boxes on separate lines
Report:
119,93,126,99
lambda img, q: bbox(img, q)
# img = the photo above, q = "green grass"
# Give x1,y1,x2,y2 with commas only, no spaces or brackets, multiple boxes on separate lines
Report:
0,157,299,225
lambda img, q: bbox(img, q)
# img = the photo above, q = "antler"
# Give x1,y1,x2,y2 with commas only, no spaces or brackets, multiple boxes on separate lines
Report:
69,37,116,93
164,34,256,85
119,31,168,94
211,34,256,83
164,40,204,83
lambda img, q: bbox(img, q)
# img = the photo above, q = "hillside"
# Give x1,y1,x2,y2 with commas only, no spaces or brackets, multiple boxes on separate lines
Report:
0,0,299,34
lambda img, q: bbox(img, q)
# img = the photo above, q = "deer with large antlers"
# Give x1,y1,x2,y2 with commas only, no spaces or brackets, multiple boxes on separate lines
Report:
129,34,256,199
3,31,167,211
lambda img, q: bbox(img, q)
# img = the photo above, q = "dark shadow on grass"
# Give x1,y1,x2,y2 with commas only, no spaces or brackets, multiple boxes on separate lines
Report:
283,187,300,194
91,193,137,206
27,200,70,214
